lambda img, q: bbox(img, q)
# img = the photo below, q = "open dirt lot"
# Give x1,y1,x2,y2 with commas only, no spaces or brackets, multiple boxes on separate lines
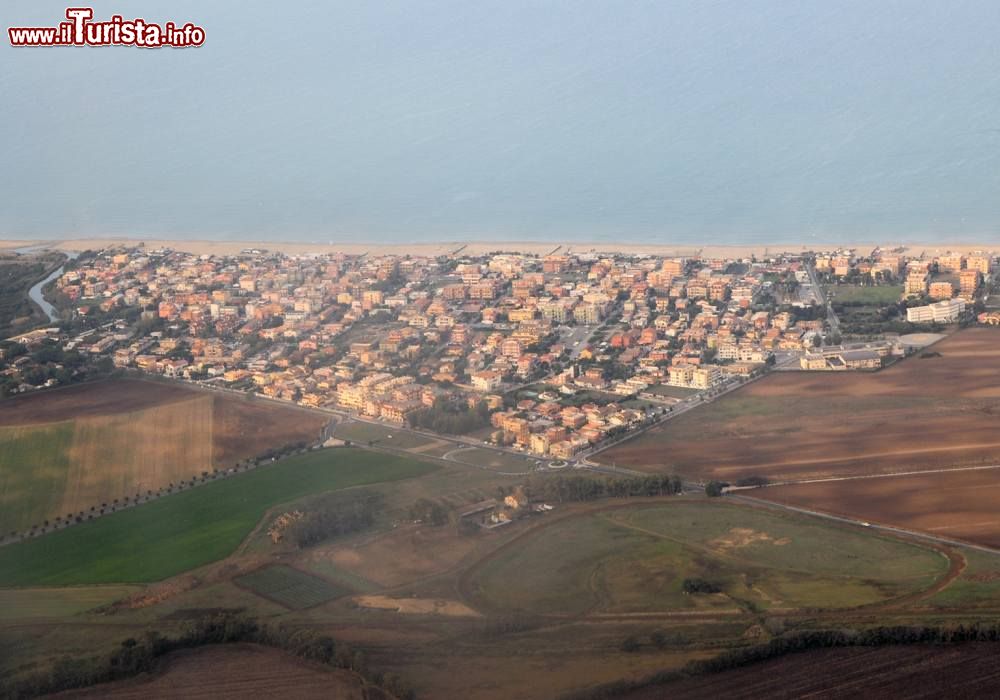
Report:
619,643,1000,700
598,328,1000,482
58,643,369,699
759,468,1000,549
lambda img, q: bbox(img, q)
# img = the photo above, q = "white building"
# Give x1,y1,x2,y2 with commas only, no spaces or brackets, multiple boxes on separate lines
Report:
906,298,966,323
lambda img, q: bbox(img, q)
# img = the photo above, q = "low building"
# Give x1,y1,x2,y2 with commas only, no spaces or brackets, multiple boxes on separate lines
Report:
906,298,966,323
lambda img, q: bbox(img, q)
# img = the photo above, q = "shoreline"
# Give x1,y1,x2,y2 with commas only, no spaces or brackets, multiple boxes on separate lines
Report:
1,236,999,258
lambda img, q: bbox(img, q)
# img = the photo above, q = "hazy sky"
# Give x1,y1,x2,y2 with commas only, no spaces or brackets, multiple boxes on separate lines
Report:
3,1,1000,244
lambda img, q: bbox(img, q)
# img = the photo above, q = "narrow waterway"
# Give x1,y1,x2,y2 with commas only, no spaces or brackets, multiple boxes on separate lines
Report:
25,250,79,324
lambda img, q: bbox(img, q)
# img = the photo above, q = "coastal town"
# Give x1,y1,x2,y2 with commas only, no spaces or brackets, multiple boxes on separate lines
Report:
2,245,997,461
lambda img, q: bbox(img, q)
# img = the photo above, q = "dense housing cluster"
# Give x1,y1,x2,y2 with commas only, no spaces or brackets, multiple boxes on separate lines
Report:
0,244,994,458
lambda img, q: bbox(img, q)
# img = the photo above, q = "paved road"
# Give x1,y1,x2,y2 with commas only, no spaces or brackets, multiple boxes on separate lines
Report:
807,261,840,334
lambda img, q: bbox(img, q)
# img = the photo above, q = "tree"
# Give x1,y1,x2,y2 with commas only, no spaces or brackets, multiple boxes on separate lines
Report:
409,498,449,526
650,630,669,649
621,635,641,652
705,480,726,497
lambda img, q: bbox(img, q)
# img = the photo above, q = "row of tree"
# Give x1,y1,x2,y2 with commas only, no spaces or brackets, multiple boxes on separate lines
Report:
524,474,683,503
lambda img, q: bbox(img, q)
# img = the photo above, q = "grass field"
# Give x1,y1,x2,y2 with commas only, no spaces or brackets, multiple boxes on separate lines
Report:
333,421,435,450
0,448,437,586
0,422,74,534
829,284,903,305
643,384,700,400
0,380,327,535
450,447,536,472
598,328,1000,482
0,586,140,620
465,501,945,615
234,565,350,609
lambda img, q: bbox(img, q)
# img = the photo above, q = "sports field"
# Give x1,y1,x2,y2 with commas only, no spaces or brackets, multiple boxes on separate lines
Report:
464,501,946,615
829,284,903,304
0,448,437,586
598,328,1000,482
0,380,327,534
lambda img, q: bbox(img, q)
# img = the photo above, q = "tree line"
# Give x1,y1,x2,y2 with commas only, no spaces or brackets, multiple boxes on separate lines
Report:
408,398,491,435
524,474,682,503
0,611,415,700
568,624,1000,700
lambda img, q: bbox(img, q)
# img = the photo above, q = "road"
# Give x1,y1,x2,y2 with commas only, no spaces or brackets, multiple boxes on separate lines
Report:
806,261,841,335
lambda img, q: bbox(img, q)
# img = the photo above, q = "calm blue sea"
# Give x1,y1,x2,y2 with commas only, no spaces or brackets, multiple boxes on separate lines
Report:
3,1,1000,246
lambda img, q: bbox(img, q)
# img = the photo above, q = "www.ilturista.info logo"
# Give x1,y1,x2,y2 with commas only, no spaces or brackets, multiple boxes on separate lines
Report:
8,7,205,48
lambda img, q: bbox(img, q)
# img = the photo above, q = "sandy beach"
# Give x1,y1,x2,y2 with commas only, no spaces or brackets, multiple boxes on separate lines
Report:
1,236,998,259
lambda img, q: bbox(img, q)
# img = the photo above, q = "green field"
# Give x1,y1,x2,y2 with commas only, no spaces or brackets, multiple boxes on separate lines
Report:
928,550,1000,609
451,447,536,473
829,284,903,305
333,421,435,450
0,585,140,620
644,384,700,400
235,564,350,609
0,422,74,534
467,501,946,615
0,448,437,587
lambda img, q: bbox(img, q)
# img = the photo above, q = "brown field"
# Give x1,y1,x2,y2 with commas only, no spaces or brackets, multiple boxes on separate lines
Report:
57,643,371,699
0,379,199,425
619,643,1000,699
598,328,1000,482
314,521,485,588
0,379,326,465
0,379,327,533
759,468,1000,549
57,396,215,516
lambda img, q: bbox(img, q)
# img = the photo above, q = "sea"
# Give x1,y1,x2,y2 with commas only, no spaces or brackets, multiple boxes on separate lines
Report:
3,0,1000,247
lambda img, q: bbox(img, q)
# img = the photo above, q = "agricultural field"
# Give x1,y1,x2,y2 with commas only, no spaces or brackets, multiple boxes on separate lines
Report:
62,644,369,699
0,379,327,534
759,467,1000,549
0,447,437,586
234,565,350,609
619,644,1000,700
464,501,947,616
598,328,1000,482
0,486,992,700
